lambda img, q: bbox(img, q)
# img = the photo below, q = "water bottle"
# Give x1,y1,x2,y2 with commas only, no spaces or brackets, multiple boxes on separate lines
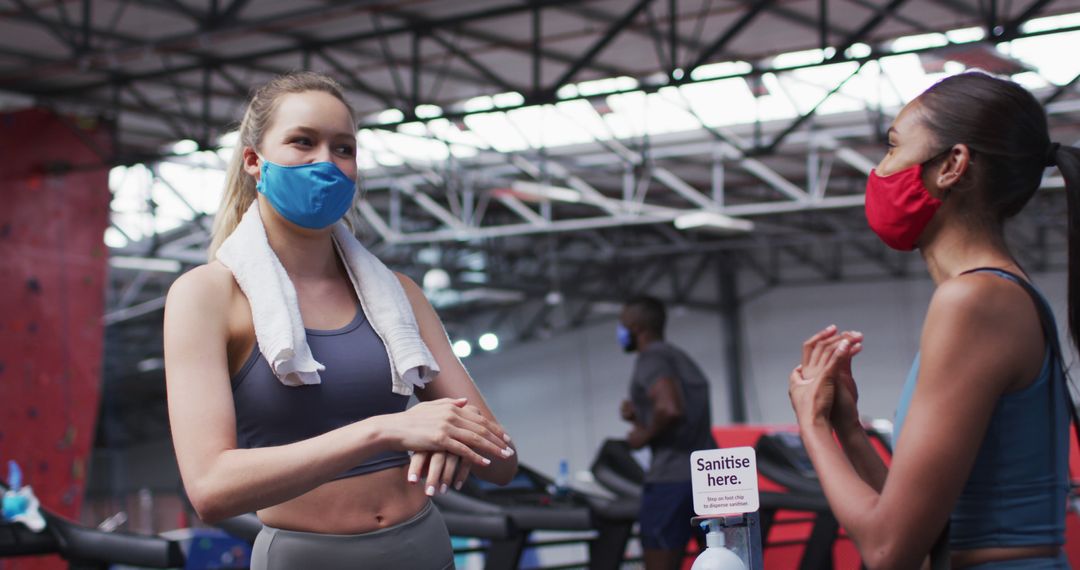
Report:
2,461,28,520
691,519,747,570
554,459,570,497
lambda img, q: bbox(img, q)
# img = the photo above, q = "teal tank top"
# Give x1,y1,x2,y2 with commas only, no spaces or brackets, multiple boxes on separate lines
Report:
893,269,1070,550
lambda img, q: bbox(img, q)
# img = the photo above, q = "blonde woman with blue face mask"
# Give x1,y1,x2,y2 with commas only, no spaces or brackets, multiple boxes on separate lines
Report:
164,72,517,569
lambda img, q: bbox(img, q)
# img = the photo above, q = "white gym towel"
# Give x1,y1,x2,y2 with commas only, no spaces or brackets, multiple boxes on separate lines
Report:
216,201,438,395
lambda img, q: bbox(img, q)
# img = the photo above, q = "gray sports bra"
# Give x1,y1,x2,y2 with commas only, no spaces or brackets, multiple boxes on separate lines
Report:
230,305,411,480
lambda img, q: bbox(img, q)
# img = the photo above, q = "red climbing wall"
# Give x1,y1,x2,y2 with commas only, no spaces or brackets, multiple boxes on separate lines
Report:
0,108,112,569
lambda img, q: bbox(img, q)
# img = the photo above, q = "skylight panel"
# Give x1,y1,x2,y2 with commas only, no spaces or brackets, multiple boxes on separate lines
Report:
108,162,198,239
104,227,128,248
503,106,545,148
850,62,904,109
463,112,531,152
1023,12,1080,33
171,139,198,155
1011,71,1050,90
879,53,938,103
215,145,235,166
375,153,405,167
553,99,615,141
396,122,429,137
754,73,799,121
677,78,757,127
376,108,405,124
783,62,867,115
358,130,387,152
217,131,238,147
376,131,450,163
448,144,479,159
690,61,753,81
109,164,152,218
492,91,525,108
891,33,948,52
157,161,224,215
577,76,639,96
357,149,379,170
150,175,201,225
773,48,826,69
601,110,644,140
642,89,701,134
605,92,650,137
415,104,443,119
1002,31,1080,85
505,105,593,147
425,119,490,149
463,96,495,113
945,27,985,43
845,43,872,59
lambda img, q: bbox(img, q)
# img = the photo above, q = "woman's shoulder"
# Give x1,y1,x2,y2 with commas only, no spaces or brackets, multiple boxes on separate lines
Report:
393,271,426,307
928,270,1036,325
393,271,420,292
166,261,240,316
922,270,1043,386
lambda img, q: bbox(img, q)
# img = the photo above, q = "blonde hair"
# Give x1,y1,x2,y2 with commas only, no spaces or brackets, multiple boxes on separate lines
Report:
208,71,362,260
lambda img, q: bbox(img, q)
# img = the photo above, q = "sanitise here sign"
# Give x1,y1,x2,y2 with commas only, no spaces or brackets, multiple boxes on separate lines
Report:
690,447,760,515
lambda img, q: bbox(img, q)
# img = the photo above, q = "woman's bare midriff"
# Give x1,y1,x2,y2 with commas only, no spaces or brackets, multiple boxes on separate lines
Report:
952,545,1061,568
255,465,429,534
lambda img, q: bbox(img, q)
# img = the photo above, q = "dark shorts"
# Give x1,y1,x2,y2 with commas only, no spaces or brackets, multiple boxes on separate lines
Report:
639,480,699,551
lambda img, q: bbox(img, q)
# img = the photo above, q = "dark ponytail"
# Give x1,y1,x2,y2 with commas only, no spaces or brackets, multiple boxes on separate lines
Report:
917,72,1049,221
918,71,1080,356
1055,144,1080,357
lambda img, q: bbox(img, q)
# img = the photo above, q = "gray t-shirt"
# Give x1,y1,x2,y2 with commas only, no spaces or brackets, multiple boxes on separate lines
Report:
630,341,717,482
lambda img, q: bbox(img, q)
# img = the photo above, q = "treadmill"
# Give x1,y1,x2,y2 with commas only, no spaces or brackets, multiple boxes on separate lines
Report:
434,463,636,570
755,426,898,569
589,439,645,501
590,435,844,570
0,481,184,570
754,431,840,570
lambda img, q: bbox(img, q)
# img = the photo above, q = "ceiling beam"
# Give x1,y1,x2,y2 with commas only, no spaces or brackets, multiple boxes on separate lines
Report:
550,0,656,92
687,0,774,73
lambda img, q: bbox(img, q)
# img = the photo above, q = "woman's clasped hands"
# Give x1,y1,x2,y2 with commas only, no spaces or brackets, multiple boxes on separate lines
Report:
381,397,514,496
789,325,864,432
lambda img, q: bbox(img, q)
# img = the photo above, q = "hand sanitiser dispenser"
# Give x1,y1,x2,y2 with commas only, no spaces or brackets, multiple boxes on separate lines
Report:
689,448,762,570
690,515,752,570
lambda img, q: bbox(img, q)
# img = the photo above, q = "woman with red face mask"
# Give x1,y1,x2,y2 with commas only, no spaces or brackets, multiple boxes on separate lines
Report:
788,71,1080,569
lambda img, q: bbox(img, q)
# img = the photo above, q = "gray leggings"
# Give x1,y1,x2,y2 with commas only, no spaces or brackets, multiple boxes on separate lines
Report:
251,501,455,569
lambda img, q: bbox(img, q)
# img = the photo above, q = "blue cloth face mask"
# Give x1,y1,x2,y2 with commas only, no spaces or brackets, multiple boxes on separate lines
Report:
616,323,636,353
256,157,356,229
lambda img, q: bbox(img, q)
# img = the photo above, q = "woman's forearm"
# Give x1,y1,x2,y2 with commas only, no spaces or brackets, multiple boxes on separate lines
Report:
184,418,391,523
801,420,917,569
835,423,889,492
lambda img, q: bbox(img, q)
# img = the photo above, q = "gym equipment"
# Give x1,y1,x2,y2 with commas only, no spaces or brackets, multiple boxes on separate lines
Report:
0,507,183,570
434,463,637,570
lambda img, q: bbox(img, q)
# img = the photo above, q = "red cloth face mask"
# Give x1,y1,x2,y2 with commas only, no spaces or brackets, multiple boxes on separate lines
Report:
864,163,942,251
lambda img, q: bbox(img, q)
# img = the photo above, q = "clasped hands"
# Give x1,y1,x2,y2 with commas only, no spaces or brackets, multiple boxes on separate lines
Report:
388,397,514,497
788,324,864,432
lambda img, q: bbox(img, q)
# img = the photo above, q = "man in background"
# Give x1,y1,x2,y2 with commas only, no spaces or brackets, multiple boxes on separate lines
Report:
618,296,717,570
